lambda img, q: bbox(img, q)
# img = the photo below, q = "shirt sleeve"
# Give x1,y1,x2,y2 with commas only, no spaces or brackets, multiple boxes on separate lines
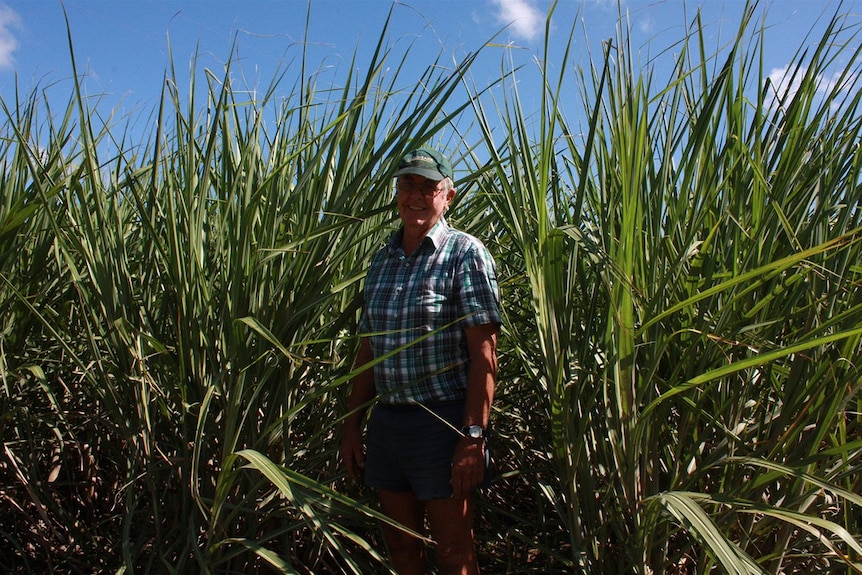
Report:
457,242,502,329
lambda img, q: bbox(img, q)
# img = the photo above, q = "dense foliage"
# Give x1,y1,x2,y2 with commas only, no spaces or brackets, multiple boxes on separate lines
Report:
1,3,860,573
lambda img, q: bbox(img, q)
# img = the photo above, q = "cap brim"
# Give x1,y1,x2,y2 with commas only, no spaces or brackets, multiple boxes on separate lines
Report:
392,166,446,180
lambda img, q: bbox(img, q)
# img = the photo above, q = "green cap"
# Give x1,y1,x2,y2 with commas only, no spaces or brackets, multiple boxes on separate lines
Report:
392,148,453,181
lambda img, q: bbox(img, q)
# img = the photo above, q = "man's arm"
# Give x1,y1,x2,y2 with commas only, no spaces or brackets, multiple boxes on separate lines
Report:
451,322,498,497
340,338,376,481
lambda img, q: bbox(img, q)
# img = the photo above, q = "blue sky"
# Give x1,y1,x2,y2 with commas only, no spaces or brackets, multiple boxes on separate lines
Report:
0,0,859,142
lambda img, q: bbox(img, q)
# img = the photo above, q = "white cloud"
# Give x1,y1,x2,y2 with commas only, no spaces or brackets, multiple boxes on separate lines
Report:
638,15,655,34
0,4,21,69
766,64,859,113
767,65,805,108
490,0,544,41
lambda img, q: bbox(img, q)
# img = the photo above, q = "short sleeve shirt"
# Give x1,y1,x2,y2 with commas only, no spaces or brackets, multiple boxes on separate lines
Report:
359,218,502,405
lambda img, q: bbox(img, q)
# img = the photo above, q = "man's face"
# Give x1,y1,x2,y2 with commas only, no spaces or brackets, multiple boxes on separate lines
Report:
395,174,454,234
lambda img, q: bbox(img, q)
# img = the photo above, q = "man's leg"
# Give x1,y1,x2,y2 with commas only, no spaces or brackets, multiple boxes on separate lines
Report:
425,495,479,575
379,489,427,575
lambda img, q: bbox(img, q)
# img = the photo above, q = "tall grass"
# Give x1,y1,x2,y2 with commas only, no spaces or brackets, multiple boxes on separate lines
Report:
469,3,862,573
1,2,860,574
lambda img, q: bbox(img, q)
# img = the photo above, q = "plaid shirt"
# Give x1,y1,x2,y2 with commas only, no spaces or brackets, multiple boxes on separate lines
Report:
359,218,502,405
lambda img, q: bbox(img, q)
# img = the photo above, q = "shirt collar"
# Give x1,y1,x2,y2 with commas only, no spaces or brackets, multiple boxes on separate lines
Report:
424,217,451,248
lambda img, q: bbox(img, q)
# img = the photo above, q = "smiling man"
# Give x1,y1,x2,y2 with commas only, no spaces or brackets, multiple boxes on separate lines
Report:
341,147,502,574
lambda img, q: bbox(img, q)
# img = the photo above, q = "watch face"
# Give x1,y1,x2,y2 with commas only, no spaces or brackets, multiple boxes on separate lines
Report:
466,425,483,438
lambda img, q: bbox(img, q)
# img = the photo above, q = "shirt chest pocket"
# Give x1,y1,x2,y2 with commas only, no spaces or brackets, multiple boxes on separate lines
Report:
416,274,455,325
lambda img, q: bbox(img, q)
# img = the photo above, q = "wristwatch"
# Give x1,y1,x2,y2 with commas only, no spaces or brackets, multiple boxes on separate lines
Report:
461,425,485,439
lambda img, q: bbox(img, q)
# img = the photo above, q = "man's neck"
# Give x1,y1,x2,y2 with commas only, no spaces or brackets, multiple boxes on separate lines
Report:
401,230,425,256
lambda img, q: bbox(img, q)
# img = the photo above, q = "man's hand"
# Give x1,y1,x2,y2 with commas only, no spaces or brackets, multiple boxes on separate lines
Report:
451,437,485,497
340,426,366,481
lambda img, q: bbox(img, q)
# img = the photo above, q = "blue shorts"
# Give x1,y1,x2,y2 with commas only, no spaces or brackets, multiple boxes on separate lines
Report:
364,401,491,501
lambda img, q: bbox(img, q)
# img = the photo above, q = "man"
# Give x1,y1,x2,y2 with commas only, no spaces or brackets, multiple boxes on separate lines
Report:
340,147,502,575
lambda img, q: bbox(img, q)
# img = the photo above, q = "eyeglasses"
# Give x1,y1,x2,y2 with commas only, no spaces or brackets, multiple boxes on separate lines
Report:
395,178,445,198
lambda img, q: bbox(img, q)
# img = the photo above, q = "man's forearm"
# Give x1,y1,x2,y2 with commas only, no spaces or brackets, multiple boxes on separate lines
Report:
463,324,499,430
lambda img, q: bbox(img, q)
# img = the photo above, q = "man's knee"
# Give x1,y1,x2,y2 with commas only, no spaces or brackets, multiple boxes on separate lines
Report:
425,497,478,575
383,527,427,574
